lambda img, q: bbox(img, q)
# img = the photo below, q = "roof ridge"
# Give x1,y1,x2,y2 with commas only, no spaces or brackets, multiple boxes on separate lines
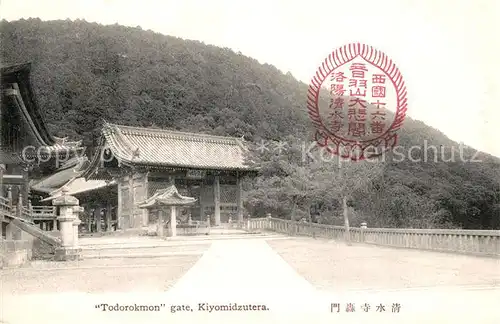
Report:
107,123,242,143
102,123,140,160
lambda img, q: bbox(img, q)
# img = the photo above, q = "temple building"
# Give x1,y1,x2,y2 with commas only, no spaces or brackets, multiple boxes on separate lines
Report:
82,123,257,229
1,62,84,248
1,63,83,202
30,156,116,232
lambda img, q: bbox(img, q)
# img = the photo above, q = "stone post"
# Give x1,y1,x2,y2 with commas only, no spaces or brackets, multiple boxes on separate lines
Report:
73,206,83,248
157,209,164,237
7,186,12,207
266,213,272,230
52,188,81,261
360,222,367,243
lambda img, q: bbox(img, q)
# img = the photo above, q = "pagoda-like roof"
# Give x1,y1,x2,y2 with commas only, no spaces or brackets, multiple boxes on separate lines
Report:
138,185,197,208
83,122,256,178
1,63,83,161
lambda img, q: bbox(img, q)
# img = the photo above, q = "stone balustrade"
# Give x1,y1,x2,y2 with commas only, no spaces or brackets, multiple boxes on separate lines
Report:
1,186,84,267
247,217,500,257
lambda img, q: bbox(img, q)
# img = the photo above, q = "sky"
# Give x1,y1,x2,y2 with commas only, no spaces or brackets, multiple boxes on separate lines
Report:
1,0,499,157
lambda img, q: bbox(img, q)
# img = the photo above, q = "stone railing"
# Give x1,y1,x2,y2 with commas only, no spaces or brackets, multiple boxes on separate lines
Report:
31,206,57,220
1,188,83,267
247,217,500,257
0,196,12,218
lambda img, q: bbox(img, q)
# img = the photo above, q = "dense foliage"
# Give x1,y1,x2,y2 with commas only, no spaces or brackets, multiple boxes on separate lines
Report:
2,19,499,229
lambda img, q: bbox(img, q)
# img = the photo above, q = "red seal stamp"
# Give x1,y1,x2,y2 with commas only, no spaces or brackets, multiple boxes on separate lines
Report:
307,43,407,161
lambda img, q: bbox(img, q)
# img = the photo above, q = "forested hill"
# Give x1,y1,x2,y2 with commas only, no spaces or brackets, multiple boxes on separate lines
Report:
1,18,310,143
1,18,499,229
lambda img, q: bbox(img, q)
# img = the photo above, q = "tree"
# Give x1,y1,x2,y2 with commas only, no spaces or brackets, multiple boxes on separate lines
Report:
2,18,500,229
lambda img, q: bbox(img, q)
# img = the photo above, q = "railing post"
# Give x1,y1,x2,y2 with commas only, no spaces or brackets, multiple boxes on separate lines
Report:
360,222,367,243
266,213,271,231
28,200,33,222
7,186,12,208
16,192,23,218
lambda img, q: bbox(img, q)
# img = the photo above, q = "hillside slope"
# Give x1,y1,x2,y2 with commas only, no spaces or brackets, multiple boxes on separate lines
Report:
1,19,499,229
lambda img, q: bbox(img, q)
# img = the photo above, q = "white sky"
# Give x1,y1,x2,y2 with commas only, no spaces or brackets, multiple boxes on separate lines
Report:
1,0,499,157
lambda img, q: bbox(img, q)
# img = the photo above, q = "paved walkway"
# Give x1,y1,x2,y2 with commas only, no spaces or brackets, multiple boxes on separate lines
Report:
2,236,499,324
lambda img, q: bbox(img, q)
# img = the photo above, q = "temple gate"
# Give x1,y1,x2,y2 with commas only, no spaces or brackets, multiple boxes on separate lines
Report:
82,123,256,229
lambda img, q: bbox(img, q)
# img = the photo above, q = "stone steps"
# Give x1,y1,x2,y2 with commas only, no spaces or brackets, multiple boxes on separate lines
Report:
81,242,210,259
78,232,284,259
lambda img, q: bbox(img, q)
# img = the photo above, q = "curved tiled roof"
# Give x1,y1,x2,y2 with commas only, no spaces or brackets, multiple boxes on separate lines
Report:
138,185,197,208
31,157,90,193
98,123,253,171
1,63,83,159
2,63,55,147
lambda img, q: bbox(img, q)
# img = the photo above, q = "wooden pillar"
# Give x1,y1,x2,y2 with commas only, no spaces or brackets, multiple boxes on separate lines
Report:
236,174,244,223
128,175,134,228
106,202,112,232
213,175,221,226
199,179,205,221
87,213,92,231
117,182,122,230
96,206,102,232
142,174,149,227
170,206,177,237
91,207,97,232
23,167,29,202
